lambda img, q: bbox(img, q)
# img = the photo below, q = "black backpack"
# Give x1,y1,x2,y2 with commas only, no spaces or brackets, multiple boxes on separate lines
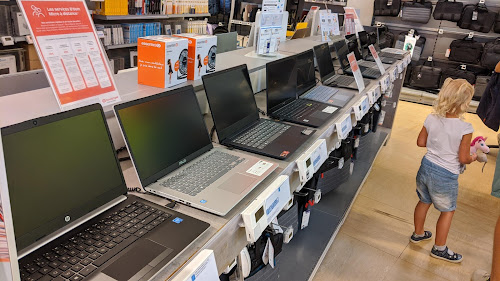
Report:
409,60,442,90
458,3,498,33
433,0,463,22
440,66,476,87
373,0,401,17
449,36,483,64
481,38,500,70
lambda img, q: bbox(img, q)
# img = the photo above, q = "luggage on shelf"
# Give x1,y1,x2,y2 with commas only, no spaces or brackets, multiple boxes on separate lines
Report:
481,38,500,70
395,30,426,61
440,66,476,87
409,60,442,90
457,3,497,33
401,0,433,24
433,0,463,22
377,26,395,49
373,0,401,17
474,76,490,101
449,36,483,64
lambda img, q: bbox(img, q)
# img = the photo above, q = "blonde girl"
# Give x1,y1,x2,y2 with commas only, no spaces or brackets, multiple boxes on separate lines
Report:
410,78,477,263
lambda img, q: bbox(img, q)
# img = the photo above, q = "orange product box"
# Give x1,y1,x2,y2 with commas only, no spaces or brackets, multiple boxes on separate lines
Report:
137,36,189,88
172,33,217,80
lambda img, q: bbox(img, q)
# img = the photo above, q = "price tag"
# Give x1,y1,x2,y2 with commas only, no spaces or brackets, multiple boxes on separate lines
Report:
354,138,360,148
350,162,354,175
301,210,310,229
338,157,344,169
472,11,478,21
368,44,386,75
347,52,365,92
468,32,474,39
461,64,467,70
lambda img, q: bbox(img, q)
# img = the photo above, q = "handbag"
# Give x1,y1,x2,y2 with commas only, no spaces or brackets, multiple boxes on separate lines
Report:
433,0,463,22
395,31,426,61
481,38,500,70
409,60,442,89
474,76,490,101
440,67,476,87
373,0,401,17
402,0,433,24
449,36,483,64
458,3,497,33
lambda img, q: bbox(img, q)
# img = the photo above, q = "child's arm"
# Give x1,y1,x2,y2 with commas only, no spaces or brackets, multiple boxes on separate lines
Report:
417,127,427,147
459,133,477,164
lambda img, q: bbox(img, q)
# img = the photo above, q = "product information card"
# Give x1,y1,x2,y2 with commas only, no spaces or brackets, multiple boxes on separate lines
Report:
347,52,365,92
18,0,121,111
319,10,340,42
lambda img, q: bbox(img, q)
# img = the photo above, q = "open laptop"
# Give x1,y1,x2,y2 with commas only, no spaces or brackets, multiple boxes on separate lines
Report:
1,104,209,281
202,64,315,160
313,43,372,90
266,55,338,128
363,43,399,64
332,40,381,79
296,49,355,108
114,85,277,216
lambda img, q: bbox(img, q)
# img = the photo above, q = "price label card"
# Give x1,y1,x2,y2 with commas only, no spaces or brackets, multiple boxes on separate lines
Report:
347,52,365,92
380,74,390,92
397,61,404,74
368,44,385,75
336,114,353,140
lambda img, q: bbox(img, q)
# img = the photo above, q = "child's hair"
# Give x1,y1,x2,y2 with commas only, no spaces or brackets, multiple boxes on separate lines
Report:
432,78,474,119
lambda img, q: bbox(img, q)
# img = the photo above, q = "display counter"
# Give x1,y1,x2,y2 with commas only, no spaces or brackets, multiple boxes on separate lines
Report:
0,35,408,281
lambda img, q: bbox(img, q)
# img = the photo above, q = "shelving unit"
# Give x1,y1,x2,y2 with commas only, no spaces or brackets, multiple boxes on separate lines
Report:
93,13,210,20
304,0,346,6
104,43,138,50
230,19,254,26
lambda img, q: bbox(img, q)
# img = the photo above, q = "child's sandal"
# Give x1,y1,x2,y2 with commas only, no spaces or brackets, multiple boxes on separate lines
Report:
410,231,432,243
430,246,463,263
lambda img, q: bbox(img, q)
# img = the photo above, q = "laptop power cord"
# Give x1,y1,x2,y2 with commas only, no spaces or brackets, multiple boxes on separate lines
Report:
127,187,146,193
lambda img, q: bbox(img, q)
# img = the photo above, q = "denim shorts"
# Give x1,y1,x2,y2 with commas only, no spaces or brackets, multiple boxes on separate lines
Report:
416,157,459,212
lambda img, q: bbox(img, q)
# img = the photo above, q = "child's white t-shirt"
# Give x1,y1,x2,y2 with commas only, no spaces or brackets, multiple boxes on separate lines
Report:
424,114,474,174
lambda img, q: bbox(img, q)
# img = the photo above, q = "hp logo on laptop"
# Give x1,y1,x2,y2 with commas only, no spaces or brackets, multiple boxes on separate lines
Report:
65,216,71,222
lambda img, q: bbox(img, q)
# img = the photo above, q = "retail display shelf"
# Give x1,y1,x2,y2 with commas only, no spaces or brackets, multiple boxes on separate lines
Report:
104,43,138,50
304,0,347,5
230,20,254,26
400,87,479,113
439,26,499,39
93,13,210,20
1,36,28,46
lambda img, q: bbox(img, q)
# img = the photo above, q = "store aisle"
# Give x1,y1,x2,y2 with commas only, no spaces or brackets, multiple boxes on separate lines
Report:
313,101,500,281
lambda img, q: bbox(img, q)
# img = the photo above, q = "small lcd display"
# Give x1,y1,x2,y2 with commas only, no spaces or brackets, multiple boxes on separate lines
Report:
255,206,264,222
306,158,312,167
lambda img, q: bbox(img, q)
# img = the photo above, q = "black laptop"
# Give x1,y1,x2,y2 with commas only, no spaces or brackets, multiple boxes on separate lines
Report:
202,64,315,160
332,40,381,79
313,43,372,90
266,55,338,128
1,104,209,281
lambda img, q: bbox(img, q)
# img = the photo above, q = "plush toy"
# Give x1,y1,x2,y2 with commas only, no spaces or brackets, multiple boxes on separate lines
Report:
471,136,490,172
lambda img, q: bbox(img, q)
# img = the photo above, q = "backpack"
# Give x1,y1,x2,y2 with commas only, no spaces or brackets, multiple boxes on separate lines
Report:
477,72,500,131
208,0,219,15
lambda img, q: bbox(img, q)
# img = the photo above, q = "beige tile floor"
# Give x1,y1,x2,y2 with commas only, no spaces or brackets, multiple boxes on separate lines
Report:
313,101,500,281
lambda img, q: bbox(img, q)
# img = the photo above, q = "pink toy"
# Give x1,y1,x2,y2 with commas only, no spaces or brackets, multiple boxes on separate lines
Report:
471,136,490,171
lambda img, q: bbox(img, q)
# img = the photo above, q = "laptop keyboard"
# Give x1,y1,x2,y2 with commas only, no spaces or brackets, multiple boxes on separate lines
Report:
328,75,355,86
363,68,380,77
273,99,321,120
19,201,170,281
160,151,244,196
380,52,404,59
302,86,338,103
233,120,290,149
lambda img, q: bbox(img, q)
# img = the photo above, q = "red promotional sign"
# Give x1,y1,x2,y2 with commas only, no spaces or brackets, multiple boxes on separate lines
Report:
18,0,120,110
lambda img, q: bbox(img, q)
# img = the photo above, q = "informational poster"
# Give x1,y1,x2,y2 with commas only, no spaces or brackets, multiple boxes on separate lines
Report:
262,0,284,13
319,11,340,42
368,44,385,74
343,7,364,34
0,136,20,281
344,13,355,36
257,13,282,55
403,35,417,58
17,0,121,111
347,52,365,92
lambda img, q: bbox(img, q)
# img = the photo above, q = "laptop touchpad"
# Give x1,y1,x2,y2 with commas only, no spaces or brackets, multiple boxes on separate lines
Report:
102,239,172,281
217,174,257,194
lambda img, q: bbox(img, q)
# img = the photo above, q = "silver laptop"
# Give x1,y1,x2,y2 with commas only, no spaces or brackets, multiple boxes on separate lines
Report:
296,49,356,107
114,85,278,216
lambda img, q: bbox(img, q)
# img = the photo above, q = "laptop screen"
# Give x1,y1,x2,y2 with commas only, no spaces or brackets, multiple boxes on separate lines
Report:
115,86,212,187
332,40,351,70
313,43,335,83
1,104,126,251
345,35,363,60
266,56,298,113
296,49,317,96
202,64,260,143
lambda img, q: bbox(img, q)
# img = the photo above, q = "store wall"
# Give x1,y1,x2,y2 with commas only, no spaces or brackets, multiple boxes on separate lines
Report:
347,0,374,26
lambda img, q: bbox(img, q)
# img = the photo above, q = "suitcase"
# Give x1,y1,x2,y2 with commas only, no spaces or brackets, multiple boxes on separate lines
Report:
409,60,442,89
373,0,401,17
481,38,500,70
402,0,433,24
440,67,476,87
433,0,463,22
449,37,483,64
458,3,497,33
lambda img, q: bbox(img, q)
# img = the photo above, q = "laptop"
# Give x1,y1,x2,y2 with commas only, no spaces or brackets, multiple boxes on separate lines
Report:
1,104,209,281
266,55,338,128
313,43,372,90
296,49,355,108
202,64,315,160
363,44,399,64
332,40,382,79
114,85,278,216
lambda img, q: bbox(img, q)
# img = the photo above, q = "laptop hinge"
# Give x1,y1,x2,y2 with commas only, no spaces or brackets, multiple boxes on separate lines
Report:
18,195,127,259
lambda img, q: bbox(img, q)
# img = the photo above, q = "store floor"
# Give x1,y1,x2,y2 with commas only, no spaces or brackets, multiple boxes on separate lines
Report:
313,101,500,281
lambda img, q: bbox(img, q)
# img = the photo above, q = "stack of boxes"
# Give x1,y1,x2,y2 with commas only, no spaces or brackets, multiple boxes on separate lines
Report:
23,44,42,71
172,33,217,80
96,0,129,16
